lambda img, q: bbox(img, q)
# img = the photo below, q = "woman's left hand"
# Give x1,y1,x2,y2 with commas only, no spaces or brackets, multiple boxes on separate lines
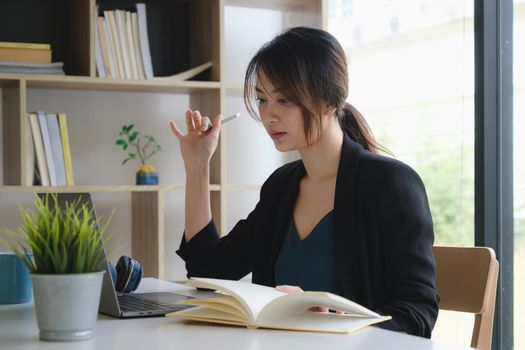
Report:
276,285,334,313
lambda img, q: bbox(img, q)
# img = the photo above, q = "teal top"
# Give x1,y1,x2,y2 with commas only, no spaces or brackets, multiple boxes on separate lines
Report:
274,211,341,294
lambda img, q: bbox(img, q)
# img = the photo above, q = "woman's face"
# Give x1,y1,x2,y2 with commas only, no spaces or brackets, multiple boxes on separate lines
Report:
255,72,308,152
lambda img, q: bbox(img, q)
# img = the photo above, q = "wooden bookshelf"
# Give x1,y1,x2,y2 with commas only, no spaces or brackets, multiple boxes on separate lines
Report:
0,0,324,278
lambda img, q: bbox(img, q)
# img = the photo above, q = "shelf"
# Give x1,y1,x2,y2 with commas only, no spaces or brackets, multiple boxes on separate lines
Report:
0,74,221,93
223,184,261,191
226,0,320,10
0,185,223,192
224,83,244,90
0,184,256,193
0,0,88,75
225,85,245,100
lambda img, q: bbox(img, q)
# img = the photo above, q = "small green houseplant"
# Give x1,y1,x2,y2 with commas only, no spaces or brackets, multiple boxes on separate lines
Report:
1,193,112,341
4,194,111,274
116,124,163,185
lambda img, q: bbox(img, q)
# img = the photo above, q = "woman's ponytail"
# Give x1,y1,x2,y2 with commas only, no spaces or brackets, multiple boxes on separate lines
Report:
337,102,388,154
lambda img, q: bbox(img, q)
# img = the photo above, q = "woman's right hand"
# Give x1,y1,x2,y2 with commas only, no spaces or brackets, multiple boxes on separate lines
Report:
169,108,222,171
276,285,344,314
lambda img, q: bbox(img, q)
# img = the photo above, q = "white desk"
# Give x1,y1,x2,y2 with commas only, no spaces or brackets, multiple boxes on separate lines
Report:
0,278,471,350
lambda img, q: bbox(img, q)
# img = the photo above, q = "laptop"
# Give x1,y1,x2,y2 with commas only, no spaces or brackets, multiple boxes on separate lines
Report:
42,192,194,318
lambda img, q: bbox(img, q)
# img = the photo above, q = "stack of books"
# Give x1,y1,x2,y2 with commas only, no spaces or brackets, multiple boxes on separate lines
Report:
0,41,64,75
26,112,74,186
95,3,153,80
95,3,212,81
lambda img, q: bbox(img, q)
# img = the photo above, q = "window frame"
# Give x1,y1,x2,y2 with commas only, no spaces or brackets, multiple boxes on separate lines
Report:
474,0,514,349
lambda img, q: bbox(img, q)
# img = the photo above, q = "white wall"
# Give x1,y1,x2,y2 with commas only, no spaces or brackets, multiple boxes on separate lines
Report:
223,5,290,232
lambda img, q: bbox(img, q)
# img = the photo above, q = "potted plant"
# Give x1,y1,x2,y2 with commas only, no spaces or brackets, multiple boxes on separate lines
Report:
116,124,163,185
1,193,112,341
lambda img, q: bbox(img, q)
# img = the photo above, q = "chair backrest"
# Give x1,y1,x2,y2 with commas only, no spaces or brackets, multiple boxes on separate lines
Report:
432,246,499,350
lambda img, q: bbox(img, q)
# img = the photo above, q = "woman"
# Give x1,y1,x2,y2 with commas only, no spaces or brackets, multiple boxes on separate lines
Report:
169,27,438,338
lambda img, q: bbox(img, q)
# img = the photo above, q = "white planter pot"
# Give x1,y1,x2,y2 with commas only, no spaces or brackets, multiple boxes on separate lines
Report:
31,271,104,341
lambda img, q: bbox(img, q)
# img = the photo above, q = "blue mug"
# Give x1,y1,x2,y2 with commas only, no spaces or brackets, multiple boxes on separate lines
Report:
0,252,32,304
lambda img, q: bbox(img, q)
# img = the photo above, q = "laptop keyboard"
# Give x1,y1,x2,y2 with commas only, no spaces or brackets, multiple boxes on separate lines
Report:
118,294,176,312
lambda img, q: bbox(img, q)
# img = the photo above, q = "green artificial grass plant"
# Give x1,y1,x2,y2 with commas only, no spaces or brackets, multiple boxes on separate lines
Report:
1,193,112,274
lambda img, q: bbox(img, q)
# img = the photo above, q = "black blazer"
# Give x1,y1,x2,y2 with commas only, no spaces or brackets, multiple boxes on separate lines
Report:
177,134,439,338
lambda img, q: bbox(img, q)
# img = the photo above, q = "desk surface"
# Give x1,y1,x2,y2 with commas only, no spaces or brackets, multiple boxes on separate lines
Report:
0,278,471,350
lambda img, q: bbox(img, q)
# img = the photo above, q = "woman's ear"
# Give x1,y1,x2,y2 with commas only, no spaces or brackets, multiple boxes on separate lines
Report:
323,105,337,118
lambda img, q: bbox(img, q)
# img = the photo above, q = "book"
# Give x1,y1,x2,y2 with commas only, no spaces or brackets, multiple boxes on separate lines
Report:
136,3,154,79
94,11,107,78
97,17,111,77
46,113,67,186
166,278,391,334
0,47,51,64
153,61,212,81
99,16,117,78
115,9,132,79
28,113,50,186
24,114,35,186
36,111,57,186
0,41,50,50
0,61,64,75
125,11,139,79
58,113,74,186
131,12,146,80
104,10,124,78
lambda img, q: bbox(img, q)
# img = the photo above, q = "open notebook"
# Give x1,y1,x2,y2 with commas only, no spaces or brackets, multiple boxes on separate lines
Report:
167,277,391,334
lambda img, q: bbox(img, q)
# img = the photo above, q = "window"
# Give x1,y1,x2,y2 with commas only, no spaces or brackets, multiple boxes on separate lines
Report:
329,0,475,246
329,0,478,346
329,0,354,20
342,0,353,17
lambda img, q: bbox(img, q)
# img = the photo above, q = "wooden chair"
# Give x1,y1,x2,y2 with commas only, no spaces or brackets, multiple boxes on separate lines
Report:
432,246,499,350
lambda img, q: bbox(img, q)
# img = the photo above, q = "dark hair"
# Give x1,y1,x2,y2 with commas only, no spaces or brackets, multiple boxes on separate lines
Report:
244,26,386,153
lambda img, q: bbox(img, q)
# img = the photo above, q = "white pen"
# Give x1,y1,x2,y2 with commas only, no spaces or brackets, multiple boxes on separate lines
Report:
221,113,241,124
205,112,240,132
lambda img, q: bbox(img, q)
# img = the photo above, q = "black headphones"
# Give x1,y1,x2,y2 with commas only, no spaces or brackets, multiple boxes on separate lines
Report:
108,255,143,293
